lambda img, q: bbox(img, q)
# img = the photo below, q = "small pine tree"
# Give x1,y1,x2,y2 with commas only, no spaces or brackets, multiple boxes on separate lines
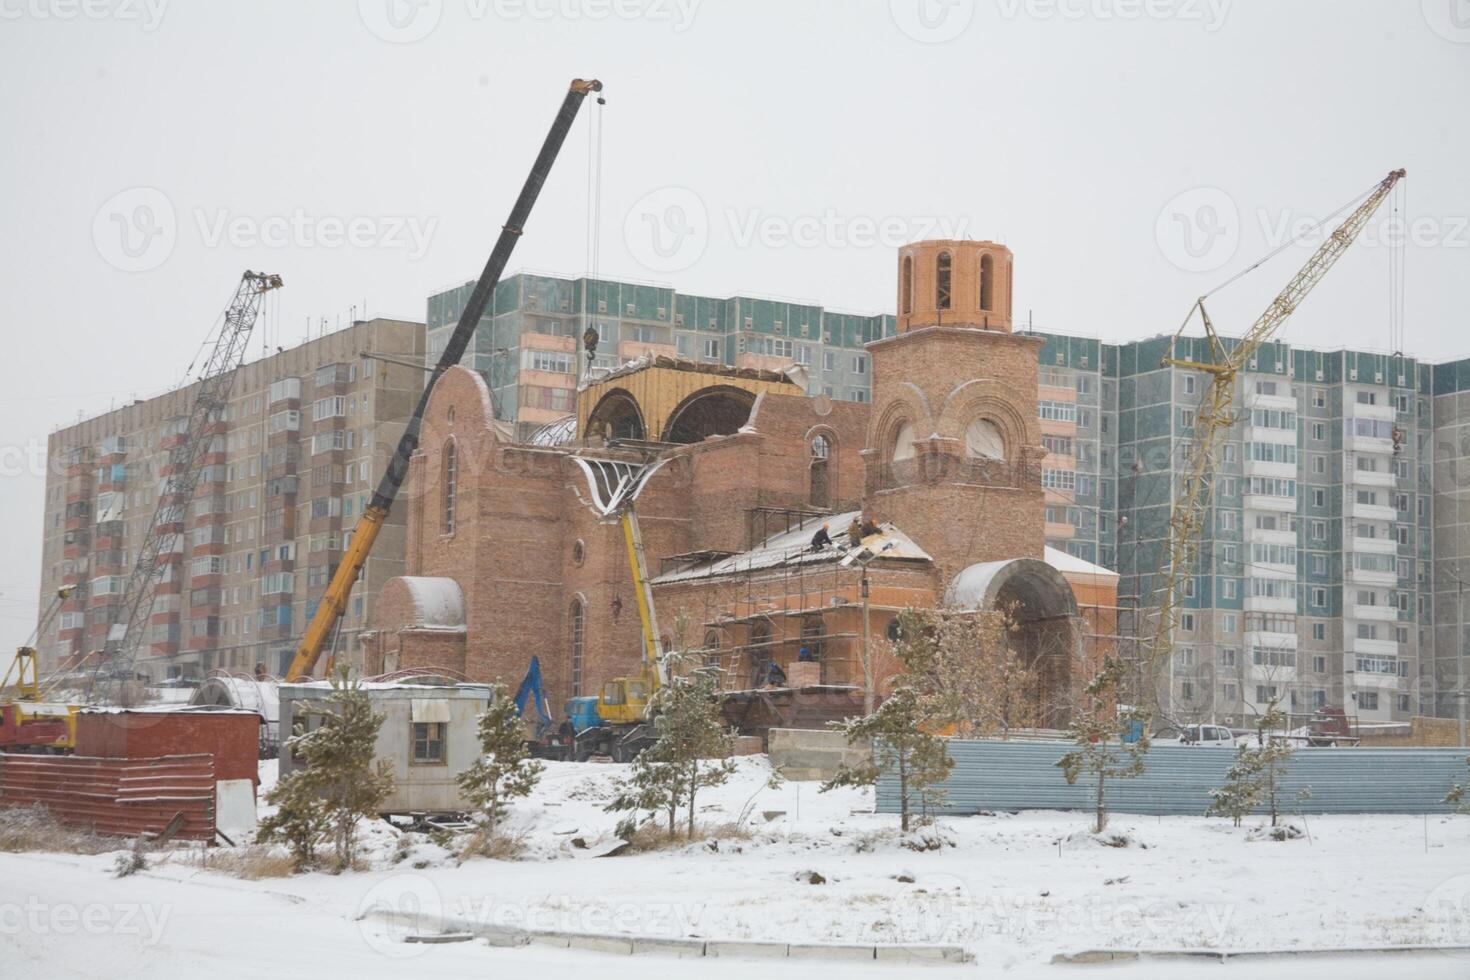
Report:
457,683,544,838
821,686,954,832
259,670,394,871
1445,754,1470,814
1057,658,1149,834
605,671,735,840
1208,699,1298,828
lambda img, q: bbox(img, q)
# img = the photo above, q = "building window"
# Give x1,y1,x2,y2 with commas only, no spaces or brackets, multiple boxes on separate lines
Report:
411,722,446,765
901,255,913,315
809,435,831,508
979,253,994,311
442,439,457,535
936,251,952,310
569,598,586,697
1311,587,1327,608
1358,691,1379,711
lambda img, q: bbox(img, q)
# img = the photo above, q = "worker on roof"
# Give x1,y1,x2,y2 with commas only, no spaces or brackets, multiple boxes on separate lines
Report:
809,523,832,552
860,515,881,538
846,517,863,548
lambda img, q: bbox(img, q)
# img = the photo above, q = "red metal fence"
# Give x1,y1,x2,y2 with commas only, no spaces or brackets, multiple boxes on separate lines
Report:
0,753,216,840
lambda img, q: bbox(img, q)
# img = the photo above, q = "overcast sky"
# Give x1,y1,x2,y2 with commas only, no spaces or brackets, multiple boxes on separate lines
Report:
1,0,1465,639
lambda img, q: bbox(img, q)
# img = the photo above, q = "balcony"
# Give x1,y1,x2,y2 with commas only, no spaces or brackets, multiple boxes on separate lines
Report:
1348,566,1396,588
1245,594,1296,614
1350,601,1396,622
1350,500,1397,523
1349,634,1397,656
1243,387,1295,411
1243,492,1296,513
1350,399,1395,423
1243,457,1297,481
1245,525,1296,548
1349,534,1396,555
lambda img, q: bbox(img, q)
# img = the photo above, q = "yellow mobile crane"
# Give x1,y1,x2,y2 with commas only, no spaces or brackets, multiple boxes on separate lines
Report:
1142,168,1406,714
282,78,603,682
561,457,670,760
1,586,80,750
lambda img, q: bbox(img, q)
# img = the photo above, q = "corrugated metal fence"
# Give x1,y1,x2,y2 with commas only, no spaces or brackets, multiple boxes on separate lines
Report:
0,753,216,840
875,740,1470,816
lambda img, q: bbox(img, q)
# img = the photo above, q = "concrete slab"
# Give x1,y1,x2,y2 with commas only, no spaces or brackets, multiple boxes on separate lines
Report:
630,937,707,958
875,944,972,963
787,943,876,961
705,940,791,959
565,933,635,955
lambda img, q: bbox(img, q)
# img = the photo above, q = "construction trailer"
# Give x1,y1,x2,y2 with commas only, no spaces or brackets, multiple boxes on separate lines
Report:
277,678,491,815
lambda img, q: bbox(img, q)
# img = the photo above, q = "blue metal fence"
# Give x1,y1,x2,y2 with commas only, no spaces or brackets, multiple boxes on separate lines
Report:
875,740,1470,816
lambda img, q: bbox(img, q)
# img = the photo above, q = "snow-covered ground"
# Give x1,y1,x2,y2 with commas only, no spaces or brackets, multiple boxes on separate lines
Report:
5,755,1470,977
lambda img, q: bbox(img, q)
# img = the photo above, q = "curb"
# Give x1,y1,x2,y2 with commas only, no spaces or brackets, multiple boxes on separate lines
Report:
1054,944,1470,964
370,910,970,964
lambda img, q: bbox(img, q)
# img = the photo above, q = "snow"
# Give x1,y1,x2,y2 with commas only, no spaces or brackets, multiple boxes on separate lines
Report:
5,754,1470,976
399,576,466,629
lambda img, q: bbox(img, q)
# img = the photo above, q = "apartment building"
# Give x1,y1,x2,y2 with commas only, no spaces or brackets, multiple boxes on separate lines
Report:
1033,332,1441,730
36,318,425,680
425,273,896,440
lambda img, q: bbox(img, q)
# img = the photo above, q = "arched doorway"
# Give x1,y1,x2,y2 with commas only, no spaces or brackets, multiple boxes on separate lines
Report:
664,386,757,444
946,557,1083,726
586,389,646,441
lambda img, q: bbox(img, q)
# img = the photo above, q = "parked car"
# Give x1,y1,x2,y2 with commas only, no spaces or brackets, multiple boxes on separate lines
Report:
1153,723,1239,747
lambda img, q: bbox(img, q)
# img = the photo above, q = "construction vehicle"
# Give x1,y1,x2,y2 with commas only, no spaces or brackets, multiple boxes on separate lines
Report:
281,78,604,683
1143,168,1406,717
91,270,283,698
561,457,670,761
1,587,81,751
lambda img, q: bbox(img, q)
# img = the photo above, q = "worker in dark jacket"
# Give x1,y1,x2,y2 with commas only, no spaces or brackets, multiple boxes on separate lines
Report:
810,523,832,552
847,517,863,548
860,515,881,538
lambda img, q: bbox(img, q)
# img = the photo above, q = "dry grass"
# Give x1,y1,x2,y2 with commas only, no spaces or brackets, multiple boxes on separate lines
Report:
186,844,296,879
0,804,119,855
458,826,529,861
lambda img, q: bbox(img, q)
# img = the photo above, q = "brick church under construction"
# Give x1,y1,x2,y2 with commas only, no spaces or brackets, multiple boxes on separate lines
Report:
363,241,1120,725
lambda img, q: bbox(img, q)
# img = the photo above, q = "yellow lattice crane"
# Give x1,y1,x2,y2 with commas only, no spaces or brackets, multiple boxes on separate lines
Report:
1142,168,1406,714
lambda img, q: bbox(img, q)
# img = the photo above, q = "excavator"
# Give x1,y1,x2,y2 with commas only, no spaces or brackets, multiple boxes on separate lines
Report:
279,78,603,684
0,587,81,751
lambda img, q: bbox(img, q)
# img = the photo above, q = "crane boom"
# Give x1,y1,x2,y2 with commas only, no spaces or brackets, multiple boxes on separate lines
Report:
94,271,283,696
1142,168,1405,712
283,78,604,682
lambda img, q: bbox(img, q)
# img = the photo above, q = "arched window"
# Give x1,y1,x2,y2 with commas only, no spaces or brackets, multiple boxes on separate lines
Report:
980,253,995,312
901,255,914,315
965,418,1005,460
892,421,916,462
809,434,831,508
936,251,952,310
442,438,458,534
569,598,586,696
